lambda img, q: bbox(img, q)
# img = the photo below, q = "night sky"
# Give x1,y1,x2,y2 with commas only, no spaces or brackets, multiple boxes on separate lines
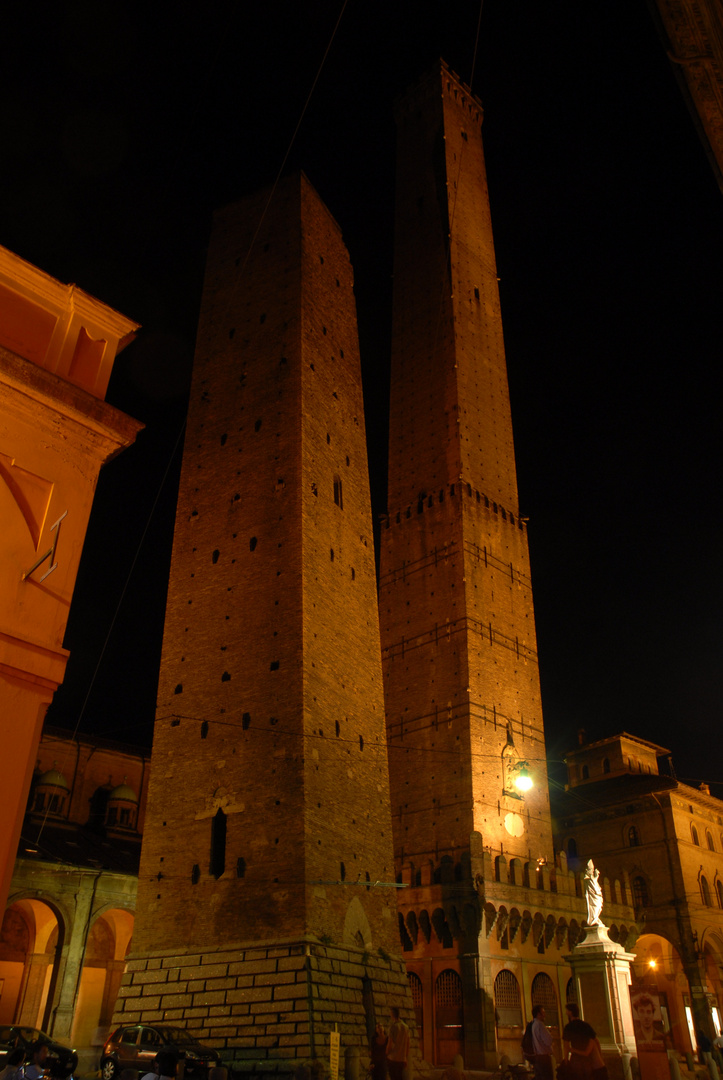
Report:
7,2,722,793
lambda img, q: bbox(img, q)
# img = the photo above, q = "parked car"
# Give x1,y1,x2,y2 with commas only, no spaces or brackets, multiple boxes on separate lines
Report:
0,1026,78,1077
101,1024,220,1080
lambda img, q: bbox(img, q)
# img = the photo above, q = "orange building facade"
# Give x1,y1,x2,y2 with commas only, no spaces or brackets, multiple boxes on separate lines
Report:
1,726,149,1053
0,246,142,920
554,733,723,1057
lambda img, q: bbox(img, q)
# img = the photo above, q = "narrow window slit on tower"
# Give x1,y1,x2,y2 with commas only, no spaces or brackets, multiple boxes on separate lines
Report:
333,476,343,508
201,721,209,739
237,857,246,878
250,536,257,551
242,712,251,729
220,433,227,445
270,661,279,671
174,684,183,694
336,720,340,736
330,548,334,561
210,808,226,879
191,864,200,884
212,549,220,563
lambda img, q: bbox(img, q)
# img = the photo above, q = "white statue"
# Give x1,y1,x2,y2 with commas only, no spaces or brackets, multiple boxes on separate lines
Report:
583,859,605,926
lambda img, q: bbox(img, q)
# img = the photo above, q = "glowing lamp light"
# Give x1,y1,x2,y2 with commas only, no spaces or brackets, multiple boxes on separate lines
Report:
648,959,657,969
515,765,533,792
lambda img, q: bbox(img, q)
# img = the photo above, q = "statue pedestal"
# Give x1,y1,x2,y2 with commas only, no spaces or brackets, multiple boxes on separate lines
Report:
566,925,638,1080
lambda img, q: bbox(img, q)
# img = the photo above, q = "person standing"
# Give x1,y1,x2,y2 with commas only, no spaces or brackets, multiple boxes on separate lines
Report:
531,1005,554,1080
563,1003,607,1080
386,1007,410,1080
371,1025,388,1080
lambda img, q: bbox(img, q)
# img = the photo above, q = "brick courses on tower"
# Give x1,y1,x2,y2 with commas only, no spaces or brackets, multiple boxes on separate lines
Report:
117,173,414,1073
380,62,556,1067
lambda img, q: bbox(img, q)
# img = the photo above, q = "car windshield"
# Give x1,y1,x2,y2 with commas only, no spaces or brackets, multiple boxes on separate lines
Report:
155,1029,201,1048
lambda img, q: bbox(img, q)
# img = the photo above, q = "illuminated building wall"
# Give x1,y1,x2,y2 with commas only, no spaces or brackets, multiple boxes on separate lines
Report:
1,727,148,1047
555,733,723,1054
379,62,563,1069
0,246,141,929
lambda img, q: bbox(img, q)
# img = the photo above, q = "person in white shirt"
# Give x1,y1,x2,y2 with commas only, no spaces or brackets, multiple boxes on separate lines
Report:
531,1005,554,1080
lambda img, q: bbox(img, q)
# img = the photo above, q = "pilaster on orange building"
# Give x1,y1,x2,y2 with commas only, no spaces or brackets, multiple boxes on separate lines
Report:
0,246,143,919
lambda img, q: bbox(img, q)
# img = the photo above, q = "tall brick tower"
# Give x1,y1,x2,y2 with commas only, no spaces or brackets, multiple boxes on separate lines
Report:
120,174,413,1071
380,64,554,1066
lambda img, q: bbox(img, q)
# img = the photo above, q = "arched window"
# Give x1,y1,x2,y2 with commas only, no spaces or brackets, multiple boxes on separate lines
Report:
628,825,640,847
603,758,611,774
435,970,463,1061
436,968,462,1006
716,881,723,909
701,876,712,907
494,970,523,1027
633,876,650,908
707,832,715,851
567,838,578,859
566,977,576,1005
692,825,700,846
581,765,589,780
531,972,559,1027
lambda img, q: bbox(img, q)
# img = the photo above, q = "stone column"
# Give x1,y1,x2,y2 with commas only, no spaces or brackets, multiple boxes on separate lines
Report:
17,952,53,1026
99,959,128,1033
464,938,497,1070
566,925,637,1080
51,876,97,1038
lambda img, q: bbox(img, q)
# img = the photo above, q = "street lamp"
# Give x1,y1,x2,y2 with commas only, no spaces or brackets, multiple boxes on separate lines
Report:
514,763,533,792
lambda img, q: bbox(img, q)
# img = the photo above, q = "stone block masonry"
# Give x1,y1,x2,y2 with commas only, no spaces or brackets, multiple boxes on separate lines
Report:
115,938,415,1075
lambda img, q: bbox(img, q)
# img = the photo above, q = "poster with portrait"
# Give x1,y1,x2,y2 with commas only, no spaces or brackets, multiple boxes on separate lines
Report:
629,987,670,1080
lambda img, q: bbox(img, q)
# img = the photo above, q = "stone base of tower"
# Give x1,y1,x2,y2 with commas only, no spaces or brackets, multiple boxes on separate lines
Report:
113,937,419,1076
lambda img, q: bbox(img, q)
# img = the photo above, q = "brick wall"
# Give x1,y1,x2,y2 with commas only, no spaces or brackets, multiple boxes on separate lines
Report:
122,172,413,1067
382,64,554,879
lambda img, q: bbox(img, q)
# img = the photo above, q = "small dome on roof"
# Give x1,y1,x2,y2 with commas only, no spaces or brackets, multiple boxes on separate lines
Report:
108,778,138,803
37,764,69,790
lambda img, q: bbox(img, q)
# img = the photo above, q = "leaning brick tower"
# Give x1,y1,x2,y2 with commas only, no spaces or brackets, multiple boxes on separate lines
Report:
380,64,554,1066
117,173,413,1072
